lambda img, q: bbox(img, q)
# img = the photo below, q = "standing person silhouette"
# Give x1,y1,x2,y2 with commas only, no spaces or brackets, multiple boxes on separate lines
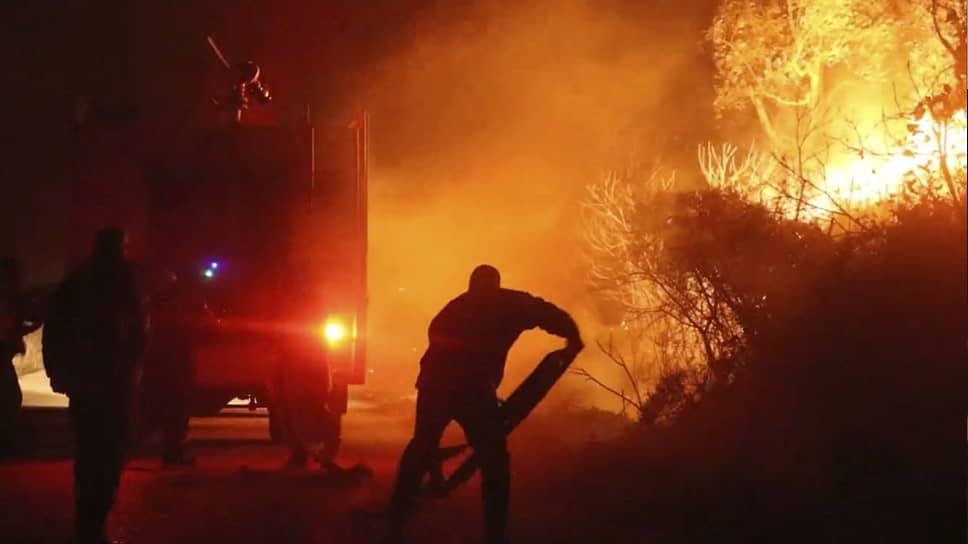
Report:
44,227,147,544
0,257,41,457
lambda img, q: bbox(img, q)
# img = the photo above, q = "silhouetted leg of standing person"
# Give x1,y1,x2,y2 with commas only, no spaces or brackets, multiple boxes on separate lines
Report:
70,391,130,544
456,391,510,544
388,387,510,544
0,355,22,456
160,351,193,466
160,402,191,465
281,406,310,467
388,388,453,537
275,352,343,470
138,335,194,466
275,358,309,467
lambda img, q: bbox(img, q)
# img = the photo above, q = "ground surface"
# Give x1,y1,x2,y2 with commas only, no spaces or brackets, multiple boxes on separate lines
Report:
1,373,618,544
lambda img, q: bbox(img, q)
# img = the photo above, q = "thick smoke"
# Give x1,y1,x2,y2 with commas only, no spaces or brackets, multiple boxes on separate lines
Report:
360,0,717,402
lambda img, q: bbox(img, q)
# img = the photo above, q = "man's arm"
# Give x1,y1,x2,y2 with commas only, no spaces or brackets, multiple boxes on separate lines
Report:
518,293,584,354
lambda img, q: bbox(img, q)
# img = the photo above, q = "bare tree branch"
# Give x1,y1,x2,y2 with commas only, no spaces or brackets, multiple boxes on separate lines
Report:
571,367,640,409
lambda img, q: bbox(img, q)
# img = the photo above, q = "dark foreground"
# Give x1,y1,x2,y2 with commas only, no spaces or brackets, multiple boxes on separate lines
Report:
4,396,959,544
0,397,628,544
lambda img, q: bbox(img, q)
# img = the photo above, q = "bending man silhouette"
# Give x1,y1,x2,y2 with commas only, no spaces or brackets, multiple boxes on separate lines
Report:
387,264,583,544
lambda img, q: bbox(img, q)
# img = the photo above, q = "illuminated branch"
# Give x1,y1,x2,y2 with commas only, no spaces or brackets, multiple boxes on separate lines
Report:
571,366,641,410
930,0,960,59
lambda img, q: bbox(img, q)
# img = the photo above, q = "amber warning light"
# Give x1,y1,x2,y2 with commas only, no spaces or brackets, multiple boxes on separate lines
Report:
317,318,349,345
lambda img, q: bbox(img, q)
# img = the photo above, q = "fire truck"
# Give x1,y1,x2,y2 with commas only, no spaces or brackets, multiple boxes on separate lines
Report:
67,39,368,446
155,114,368,432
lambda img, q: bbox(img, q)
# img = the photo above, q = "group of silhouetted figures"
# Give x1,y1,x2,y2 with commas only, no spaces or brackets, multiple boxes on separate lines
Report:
1,226,583,544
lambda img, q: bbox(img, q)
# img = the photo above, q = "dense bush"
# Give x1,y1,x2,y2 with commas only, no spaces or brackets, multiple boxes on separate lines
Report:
572,193,966,543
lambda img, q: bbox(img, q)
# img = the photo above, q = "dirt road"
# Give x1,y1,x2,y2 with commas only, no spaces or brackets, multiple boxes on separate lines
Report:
0,395,610,544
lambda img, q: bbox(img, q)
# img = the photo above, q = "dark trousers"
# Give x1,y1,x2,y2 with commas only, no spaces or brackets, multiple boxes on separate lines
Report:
137,365,191,459
389,387,510,544
280,403,341,463
274,354,341,464
0,358,22,454
69,393,130,543
142,398,190,460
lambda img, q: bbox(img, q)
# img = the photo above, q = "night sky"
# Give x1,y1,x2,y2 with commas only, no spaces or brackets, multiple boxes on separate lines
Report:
3,1,422,281
3,0,719,286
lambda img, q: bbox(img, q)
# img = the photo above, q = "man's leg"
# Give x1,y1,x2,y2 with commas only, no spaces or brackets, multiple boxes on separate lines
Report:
160,406,192,465
161,353,193,466
272,356,312,467
315,409,342,470
70,394,130,543
71,396,110,543
0,359,22,456
388,390,451,536
458,393,510,544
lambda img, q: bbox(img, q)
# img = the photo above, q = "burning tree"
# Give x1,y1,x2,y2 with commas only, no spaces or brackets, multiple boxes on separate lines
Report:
707,0,966,224
579,0,967,423
708,0,898,144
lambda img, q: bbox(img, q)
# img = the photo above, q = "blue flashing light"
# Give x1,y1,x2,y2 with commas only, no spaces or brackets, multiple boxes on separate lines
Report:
210,261,219,269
